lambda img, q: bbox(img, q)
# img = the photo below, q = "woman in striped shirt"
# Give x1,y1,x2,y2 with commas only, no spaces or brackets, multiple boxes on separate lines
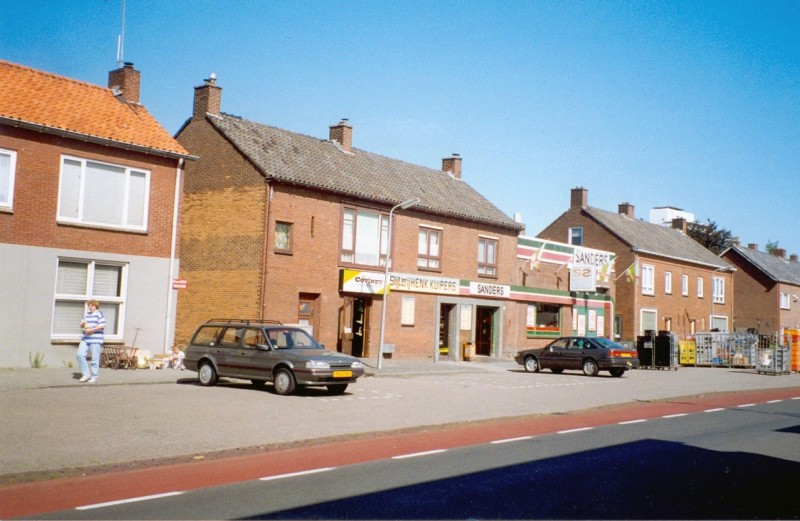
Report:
77,300,106,383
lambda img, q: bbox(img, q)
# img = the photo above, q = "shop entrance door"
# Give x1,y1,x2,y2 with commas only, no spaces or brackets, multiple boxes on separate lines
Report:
475,306,495,356
338,297,371,358
439,303,456,359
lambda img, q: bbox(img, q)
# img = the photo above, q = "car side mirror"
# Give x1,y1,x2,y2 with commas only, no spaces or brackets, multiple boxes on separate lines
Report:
256,343,271,351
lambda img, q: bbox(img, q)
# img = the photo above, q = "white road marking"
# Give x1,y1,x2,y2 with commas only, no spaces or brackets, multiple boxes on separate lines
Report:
392,449,447,459
557,427,593,434
737,403,756,408
663,413,688,418
491,436,534,444
76,492,183,510
618,419,647,425
767,400,783,404
260,467,335,481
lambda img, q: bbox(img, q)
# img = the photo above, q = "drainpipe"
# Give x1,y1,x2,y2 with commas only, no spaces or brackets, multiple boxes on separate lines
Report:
260,183,273,320
164,158,184,354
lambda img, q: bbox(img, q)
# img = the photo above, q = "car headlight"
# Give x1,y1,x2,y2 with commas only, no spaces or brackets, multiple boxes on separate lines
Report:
306,360,330,369
351,361,364,369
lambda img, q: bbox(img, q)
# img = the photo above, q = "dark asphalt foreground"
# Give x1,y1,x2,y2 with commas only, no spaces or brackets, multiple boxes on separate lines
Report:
1,357,799,485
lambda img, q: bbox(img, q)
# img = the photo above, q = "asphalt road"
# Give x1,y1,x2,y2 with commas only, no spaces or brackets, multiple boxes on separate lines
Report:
23,394,800,519
2,363,800,481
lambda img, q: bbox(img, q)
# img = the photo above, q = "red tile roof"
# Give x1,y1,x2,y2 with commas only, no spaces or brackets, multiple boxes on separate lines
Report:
0,60,189,158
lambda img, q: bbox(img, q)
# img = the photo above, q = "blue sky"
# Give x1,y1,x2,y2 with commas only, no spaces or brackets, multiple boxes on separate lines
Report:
3,0,799,255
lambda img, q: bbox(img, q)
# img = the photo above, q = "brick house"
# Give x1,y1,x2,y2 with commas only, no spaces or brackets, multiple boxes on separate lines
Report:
537,188,734,342
721,244,800,333
174,75,527,361
0,60,192,368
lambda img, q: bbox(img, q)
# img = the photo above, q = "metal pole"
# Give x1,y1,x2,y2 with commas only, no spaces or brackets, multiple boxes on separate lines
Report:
377,198,419,370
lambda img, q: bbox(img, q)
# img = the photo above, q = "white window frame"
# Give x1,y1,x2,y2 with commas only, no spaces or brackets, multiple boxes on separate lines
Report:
417,226,442,271
0,147,17,210
52,258,127,341
477,236,498,277
697,276,704,298
641,265,655,295
340,206,389,268
681,274,689,296
57,155,150,231
568,227,583,246
780,292,791,310
640,308,657,336
665,271,672,295
712,276,725,304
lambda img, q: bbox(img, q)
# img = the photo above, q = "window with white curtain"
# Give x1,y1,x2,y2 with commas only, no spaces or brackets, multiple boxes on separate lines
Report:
58,156,149,231
0,148,17,210
641,265,655,295
418,226,441,270
340,206,389,267
713,276,725,304
52,259,126,339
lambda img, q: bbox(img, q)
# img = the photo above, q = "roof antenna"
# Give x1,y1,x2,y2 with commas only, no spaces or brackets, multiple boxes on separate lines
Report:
115,0,126,67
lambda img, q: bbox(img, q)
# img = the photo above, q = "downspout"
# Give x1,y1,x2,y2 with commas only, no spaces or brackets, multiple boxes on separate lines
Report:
164,158,184,354
260,182,273,320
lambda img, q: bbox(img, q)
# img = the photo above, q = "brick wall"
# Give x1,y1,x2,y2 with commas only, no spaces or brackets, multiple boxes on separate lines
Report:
0,126,179,257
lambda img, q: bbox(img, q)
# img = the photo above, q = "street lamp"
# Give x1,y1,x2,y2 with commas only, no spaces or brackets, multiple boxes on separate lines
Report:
377,197,420,370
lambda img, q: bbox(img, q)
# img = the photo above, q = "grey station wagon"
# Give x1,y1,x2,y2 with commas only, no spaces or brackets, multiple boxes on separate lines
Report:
184,319,365,395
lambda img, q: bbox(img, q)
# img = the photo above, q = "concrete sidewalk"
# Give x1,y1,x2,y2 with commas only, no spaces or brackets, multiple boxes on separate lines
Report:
0,356,506,391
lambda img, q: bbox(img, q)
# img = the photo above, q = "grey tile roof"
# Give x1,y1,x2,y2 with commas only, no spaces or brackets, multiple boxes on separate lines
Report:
209,114,523,231
725,245,800,285
585,207,729,268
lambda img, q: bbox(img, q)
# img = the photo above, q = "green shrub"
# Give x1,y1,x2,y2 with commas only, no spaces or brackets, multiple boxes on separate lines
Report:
29,352,48,368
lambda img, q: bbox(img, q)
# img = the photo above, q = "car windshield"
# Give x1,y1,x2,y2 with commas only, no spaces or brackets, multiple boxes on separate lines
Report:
265,328,321,350
593,337,626,350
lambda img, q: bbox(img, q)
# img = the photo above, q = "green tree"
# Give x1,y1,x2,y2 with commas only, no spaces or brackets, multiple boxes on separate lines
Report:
765,240,779,254
686,219,734,255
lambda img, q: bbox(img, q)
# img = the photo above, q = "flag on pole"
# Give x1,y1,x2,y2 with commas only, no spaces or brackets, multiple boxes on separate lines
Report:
530,241,546,271
598,262,611,283
625,260,640,283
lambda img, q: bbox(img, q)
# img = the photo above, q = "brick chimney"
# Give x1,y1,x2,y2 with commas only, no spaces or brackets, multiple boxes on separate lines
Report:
618,202,635,218
748,243,758,250
329,119,352,152
108,62,140,104
772,248,786,259
671,217,687,233
442,153,462,179
193,74,222,120
570,187,588,209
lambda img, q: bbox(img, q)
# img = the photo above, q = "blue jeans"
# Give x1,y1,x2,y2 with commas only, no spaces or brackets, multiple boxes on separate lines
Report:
77,341,101,378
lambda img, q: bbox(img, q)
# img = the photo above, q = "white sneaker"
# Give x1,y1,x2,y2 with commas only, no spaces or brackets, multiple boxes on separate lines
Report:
88,377,97,384
79,375,91,382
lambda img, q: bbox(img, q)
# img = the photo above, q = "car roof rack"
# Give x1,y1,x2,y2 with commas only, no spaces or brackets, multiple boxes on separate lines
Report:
204,318,283,325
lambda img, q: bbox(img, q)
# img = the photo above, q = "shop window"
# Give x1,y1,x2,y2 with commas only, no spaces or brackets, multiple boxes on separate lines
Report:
477,237,497,277
640,309,657,335
526,303,561,336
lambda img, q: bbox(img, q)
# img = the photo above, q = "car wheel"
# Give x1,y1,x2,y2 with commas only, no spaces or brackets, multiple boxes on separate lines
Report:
551,368,564,374
273,368,296,395
524,356,540,373
327,384,348,395
609,368,625,377
251,379,267,387
582,359,599,377
198,362,218,386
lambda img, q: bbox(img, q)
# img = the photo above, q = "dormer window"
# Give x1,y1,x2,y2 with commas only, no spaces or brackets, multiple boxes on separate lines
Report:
568,227,583,246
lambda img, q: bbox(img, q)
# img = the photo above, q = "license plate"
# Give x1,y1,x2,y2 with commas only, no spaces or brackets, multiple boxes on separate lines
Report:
332,370,352,378
620,353,631,357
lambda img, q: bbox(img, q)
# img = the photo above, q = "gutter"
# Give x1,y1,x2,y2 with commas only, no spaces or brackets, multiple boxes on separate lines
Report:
630,248,735,272
1,116,198,161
